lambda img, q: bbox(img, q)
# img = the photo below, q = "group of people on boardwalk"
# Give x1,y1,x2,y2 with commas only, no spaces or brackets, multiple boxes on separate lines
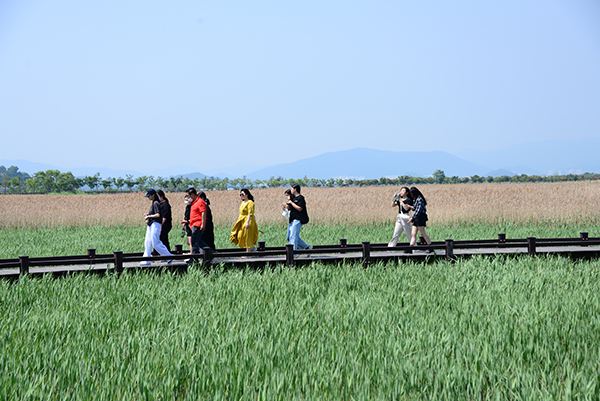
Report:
141,183,311,262
142,183,431,261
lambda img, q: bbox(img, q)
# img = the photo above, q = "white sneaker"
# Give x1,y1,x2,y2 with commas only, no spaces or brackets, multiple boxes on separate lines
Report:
139,261,151,266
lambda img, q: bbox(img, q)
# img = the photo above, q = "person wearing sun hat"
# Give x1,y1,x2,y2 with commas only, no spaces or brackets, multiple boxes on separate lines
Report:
141,188,172,265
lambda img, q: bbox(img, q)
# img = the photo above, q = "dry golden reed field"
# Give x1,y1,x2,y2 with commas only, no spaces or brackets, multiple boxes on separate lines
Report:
1,181,599,229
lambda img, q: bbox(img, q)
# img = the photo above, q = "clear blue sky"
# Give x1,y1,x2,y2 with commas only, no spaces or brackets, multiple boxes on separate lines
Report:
1,0,599,174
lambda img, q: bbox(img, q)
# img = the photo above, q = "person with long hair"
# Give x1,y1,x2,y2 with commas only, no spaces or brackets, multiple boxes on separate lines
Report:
155,189,172,252
198,191,215,250
141,188,172,265
407,186,432,252
230,188,259,252
388,186,413,250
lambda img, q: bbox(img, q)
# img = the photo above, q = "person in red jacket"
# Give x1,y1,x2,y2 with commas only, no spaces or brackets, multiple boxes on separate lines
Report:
186,187,209,256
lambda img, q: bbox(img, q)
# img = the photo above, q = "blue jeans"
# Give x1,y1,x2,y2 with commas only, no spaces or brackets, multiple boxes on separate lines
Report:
288,219,309,251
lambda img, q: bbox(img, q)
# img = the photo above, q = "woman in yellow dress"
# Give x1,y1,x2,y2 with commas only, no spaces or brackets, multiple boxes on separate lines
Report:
229,188,259,252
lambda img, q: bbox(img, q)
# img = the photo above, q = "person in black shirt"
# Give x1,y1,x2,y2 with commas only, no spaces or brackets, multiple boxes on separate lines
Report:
407,186,432,252
155,190,172,253
286,184,310,251
180,193,193,250
388,186,414,248
198,191,215,250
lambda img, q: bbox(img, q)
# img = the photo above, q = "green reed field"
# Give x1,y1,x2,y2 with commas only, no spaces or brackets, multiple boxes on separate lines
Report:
1,221,600,399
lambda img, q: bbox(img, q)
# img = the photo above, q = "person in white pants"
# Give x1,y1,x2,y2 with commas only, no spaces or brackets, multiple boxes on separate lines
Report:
142,189,173,265
387,186,413,250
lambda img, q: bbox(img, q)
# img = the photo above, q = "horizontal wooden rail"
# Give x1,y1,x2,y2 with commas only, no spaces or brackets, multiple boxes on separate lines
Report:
1,233,599,280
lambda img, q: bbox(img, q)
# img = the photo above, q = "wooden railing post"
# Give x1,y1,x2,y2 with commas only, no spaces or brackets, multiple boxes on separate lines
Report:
527,237,536,256
202,247,213,263
285,244,294,267
257,241,266,251
87,248,96,259
174,244,183,254
19,255,29,276
580,232,589,247
498,233,506,248
362,241,370,268
445,239,455,262
419,236,426,246
114,251,123,274
340,238,347,254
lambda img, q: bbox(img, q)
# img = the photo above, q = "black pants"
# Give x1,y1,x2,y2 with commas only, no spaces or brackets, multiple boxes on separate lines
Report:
160,224,171,252
152,224,171,256
191,226,208,255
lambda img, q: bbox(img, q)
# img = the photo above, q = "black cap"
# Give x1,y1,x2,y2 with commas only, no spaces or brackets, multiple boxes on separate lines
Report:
145,188,157,197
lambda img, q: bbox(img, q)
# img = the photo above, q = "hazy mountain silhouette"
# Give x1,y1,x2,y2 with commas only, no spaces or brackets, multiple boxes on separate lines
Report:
455,138,600,175
246,148,489,180
4,138,598,181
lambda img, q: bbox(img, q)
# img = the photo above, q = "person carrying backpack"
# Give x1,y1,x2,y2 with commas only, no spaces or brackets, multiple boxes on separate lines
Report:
286,183,311,251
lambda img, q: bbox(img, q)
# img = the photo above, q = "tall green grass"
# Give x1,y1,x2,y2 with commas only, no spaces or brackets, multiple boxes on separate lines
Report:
1,222,597,259
1,223,600,398
1,257,599,399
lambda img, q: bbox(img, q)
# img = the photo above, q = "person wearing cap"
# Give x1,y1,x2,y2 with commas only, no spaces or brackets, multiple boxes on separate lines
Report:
142,188,173,265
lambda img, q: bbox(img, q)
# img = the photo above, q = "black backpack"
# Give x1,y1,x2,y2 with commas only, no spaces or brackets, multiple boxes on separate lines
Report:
300,208,309,225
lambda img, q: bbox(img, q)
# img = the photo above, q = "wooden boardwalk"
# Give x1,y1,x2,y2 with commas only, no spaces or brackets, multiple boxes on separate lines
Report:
1,234,599,280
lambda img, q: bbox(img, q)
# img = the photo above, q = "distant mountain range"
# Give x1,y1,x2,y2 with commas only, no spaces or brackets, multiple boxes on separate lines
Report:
245,148,487,179
455,138,600,175
2,138,599,180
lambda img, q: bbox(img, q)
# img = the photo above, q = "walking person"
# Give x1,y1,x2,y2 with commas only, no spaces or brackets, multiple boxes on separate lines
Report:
230,188,258,252
141,188,172,265
186,187,209,258
388,186,413,250
198,191,215,250
180,193,193,250
407,186,432,252
286,184,310,251
156,189,172,253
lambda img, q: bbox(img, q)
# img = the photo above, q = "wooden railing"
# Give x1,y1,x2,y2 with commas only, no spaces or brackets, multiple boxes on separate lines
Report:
1,232,598,279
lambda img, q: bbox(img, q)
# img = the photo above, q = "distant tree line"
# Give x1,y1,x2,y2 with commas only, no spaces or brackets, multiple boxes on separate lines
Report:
1,165,599,194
